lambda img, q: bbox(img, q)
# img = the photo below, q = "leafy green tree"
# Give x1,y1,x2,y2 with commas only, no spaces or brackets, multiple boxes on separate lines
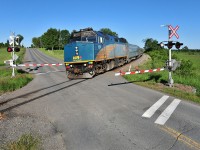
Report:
143,38,161,52
32,37,41,48
70,30,77,39
100,28,118,37
41,28,59,50
0,42,4,48
5,40,9,47
59,29,70,49
16,34,24,46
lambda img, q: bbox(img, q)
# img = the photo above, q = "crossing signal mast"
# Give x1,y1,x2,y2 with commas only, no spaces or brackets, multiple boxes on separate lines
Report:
8,32,20,77
159,25,183,87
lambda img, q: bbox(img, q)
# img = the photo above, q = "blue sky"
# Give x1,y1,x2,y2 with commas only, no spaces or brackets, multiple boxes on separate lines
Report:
0,0,200,49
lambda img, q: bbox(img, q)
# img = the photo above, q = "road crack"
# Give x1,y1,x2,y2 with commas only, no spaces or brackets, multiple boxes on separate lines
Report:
160,125,200,150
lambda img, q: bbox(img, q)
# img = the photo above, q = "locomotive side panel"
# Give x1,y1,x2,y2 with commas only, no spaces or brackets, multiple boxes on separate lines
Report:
114,44,128,58
127,44,141,59
95,44,116,61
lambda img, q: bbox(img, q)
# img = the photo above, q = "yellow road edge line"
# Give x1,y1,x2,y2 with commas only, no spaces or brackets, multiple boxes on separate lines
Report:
160,125,200,150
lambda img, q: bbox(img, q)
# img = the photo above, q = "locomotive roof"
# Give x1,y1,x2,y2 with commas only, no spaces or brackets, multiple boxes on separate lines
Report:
73,27,128,43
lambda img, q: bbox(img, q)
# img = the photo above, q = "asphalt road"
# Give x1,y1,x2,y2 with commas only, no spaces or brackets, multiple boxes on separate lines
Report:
1,48,200,150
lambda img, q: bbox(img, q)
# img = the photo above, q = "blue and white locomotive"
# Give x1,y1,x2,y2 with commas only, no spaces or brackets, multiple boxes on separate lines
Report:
64,28,143,79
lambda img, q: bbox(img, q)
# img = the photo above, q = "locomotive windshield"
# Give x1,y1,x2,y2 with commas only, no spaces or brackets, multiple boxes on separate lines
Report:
70,29,97,42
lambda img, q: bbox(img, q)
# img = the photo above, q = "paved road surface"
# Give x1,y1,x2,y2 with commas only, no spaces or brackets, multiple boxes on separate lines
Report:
1,48,200,150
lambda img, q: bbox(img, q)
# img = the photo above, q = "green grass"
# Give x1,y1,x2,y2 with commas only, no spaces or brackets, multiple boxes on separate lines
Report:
0,47,26,66
174,51,200,76
0,48,12,66
2,134,41,150
38,48,64,60
124,50,200,103
0,68,33,94
0,48,33,95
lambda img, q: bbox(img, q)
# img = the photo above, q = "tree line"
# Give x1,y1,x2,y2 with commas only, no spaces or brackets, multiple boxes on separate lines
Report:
31,28,120,50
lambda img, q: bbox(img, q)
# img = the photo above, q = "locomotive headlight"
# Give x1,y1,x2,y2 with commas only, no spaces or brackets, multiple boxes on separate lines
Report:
75,46,78,56
75,46,79,55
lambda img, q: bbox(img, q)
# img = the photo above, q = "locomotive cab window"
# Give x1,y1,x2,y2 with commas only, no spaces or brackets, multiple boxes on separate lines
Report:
114,38,119,42
82,36,96,42
87,36,97,42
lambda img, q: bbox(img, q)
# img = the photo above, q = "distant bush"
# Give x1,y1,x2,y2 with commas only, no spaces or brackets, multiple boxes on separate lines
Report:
146,49,168,68
175,60,195,77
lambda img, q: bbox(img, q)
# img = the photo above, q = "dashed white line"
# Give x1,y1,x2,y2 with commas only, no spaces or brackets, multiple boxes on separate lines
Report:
155,99,181,125
142,95,169,118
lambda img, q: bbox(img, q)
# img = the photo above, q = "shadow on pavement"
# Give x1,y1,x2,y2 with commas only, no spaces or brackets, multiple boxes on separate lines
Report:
0,79,87,113
0,79,77,106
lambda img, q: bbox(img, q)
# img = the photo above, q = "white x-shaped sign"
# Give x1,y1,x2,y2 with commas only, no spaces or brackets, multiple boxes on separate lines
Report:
168,25,179,39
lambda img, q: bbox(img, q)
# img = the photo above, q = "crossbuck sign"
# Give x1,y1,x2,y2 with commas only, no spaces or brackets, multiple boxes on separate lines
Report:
168,25,179,39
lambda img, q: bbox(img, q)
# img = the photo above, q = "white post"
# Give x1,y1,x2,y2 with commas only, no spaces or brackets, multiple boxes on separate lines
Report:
168,48,173,87
161,24,174,87
11,33,15,78
168,28,173,87
129,65,132,72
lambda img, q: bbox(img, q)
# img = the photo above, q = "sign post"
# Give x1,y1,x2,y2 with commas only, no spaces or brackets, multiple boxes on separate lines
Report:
168,25,179,87
10,33,15,77
160,25,181,87
9,32,19,77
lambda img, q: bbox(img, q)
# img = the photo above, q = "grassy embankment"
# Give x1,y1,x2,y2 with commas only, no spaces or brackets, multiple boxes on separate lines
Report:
0,48,33,95
39,48,64,60
124,50,200,103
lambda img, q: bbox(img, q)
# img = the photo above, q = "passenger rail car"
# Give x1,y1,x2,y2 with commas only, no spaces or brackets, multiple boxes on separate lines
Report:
64,28,144,79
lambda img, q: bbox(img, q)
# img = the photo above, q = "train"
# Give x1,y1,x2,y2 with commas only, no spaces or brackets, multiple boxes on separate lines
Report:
64,28,144,79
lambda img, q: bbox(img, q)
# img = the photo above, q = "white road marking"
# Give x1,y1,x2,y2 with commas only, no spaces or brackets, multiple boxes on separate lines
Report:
155,99,181,125
142,95,169,118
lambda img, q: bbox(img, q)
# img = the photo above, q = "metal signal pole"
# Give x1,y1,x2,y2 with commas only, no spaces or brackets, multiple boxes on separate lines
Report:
11,32,16,77
168,28,173,87
10,32,19,77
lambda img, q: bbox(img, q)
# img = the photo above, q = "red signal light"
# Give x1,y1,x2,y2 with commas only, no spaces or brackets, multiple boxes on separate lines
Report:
7,47,13,52
175,42,183,49
167,41,174,49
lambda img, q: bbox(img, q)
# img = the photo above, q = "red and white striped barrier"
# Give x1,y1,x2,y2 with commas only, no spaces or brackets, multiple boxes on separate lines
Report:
17,63,63,67
115,68,165,76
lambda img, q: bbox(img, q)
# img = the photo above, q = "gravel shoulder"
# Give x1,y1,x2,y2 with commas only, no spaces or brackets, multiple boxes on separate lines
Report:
0,110,66,150
0,49,66,150
114,54,151,72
